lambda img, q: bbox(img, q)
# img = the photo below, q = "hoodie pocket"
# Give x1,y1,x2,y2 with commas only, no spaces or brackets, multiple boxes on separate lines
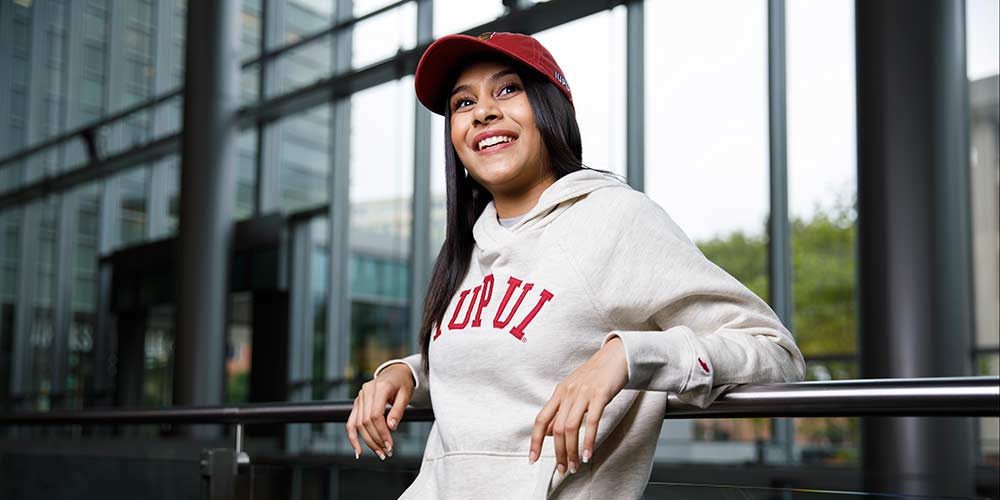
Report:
402,452,559,500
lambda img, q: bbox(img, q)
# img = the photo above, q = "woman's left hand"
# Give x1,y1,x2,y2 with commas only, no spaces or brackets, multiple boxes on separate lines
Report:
529,336,629,475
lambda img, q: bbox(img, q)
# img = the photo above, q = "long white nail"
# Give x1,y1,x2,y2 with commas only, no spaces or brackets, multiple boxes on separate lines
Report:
582,449,591,463
354,449,360,460
376,450,386,460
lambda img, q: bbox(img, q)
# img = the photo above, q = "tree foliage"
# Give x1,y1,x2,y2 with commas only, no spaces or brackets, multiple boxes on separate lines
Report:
696,198,857,362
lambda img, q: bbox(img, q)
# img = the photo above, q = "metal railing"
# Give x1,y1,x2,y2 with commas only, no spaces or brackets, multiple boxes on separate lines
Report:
1,376,998,500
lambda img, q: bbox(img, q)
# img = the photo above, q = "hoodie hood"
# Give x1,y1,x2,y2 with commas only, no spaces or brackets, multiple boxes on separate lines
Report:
473,168,627,251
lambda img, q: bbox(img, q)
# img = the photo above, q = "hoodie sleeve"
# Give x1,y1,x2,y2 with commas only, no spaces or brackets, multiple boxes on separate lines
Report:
373,353,432,409
566,190,805,408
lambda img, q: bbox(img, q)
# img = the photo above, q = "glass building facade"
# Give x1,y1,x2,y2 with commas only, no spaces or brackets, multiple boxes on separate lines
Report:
0,0,997,496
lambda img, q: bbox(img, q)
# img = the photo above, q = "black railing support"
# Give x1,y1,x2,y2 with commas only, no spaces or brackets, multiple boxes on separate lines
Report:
201,448,237,500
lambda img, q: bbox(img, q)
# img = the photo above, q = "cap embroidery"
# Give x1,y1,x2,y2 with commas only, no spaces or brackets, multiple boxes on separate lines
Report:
478,32,495,41
554,70,570,92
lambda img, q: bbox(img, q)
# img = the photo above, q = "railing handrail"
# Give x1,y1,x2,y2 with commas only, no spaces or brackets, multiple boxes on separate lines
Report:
1,376,996,426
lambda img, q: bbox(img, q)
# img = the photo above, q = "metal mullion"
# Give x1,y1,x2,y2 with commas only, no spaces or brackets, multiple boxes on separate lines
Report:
399,0,435,456
323,0,354,444
0,0,14,158
409,0,432,358
11,203,40,407
625,0,643,189
100,0,127,255
147,0,179,239
51,191,78,408
257,0,284,214
25,1,50,147
766,0,794,465
286,218,314,454
252,0,270,217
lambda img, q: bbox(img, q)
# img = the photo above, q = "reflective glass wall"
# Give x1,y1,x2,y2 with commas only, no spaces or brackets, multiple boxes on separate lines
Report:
0,0,995,482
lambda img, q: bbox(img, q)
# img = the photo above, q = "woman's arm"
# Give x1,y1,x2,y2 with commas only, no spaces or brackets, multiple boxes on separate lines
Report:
573,192,805,407
531,189,805,475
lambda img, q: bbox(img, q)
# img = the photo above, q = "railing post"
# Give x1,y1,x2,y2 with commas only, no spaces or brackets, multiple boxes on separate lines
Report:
200,448,237,500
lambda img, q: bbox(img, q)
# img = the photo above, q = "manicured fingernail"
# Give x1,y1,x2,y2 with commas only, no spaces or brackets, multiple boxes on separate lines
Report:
384,441,393,457
582,449,591,463
569,461,577,474
528,450,538,464
388,418,397,429
376,450,385,460
354,449,359,460
557,463,566,475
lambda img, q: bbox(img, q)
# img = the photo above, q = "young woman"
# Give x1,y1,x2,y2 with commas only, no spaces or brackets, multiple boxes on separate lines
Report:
345,32,805,499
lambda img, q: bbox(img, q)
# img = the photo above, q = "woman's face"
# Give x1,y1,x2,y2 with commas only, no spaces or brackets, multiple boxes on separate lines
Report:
449,61,551,197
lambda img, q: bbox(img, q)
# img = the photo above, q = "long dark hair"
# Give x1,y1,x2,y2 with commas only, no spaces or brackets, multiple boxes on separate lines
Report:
417,61,595,377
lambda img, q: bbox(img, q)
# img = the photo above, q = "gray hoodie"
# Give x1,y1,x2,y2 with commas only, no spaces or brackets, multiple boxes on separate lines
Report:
374,169,805,499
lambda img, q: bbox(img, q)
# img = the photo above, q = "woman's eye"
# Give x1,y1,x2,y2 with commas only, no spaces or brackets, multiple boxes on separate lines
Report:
454,98,473,110
499,84,520,96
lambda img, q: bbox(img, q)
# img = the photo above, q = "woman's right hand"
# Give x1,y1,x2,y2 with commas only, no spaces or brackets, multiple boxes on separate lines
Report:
346,363,415,460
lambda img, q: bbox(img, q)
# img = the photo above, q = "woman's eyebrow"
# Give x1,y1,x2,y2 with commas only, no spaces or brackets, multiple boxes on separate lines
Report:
450,69,519,97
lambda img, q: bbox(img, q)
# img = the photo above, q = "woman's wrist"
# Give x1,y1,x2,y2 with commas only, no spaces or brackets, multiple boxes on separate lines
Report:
381,362,417,388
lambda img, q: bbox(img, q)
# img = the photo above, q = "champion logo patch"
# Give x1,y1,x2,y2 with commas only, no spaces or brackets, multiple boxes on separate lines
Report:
478,32,495,41
553,70,570,92
697,357,710,374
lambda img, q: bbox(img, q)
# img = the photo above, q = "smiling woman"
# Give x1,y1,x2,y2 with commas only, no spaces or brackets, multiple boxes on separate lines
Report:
344,32,806,500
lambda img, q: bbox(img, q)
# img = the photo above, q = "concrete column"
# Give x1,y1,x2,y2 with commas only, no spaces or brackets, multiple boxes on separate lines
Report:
855,0,975,496
173,0,240,422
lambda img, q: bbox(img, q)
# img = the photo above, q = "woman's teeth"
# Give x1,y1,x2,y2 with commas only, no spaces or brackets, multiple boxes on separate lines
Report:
478,136,515,151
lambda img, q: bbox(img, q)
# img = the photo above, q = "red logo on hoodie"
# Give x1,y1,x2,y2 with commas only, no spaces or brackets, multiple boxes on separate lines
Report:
697,357,710,374
436,274,554,342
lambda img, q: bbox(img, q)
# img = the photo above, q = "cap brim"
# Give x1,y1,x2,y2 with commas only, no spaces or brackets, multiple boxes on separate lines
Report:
414,35,530,115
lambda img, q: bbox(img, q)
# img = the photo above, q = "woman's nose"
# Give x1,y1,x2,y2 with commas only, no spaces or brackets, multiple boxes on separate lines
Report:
474,96,502,125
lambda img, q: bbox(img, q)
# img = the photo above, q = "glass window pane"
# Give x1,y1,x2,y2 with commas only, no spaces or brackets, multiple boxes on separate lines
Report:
0,210,22,405
241,0,262,60
786,0,857,361
430,114,447,257
354,0,398,17
645,0,771,464
277,105,331,212
967,0,999,469
284,0,335,44
348,78,414,385
352,3,416,70
534,6,626,177
433,0,504,38
119,167,149,247
236,129,258,220
276,36,331,95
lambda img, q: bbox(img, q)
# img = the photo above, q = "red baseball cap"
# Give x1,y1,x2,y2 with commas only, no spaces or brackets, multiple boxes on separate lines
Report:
414,32,573,115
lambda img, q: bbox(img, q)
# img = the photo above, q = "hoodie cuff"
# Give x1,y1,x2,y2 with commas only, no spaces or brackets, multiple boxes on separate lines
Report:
601,326,704,394
373,358,420,390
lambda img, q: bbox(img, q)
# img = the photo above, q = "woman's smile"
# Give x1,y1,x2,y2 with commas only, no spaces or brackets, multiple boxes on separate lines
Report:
473,129,519,154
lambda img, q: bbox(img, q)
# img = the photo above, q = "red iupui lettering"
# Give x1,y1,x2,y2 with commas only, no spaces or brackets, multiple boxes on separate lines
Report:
493,277,534,329
471,274,494,327
509,289,554,340
447,285,481,330
432,323,443,341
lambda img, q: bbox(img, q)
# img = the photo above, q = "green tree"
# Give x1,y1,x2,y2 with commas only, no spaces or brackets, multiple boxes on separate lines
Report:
696,197,857,361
